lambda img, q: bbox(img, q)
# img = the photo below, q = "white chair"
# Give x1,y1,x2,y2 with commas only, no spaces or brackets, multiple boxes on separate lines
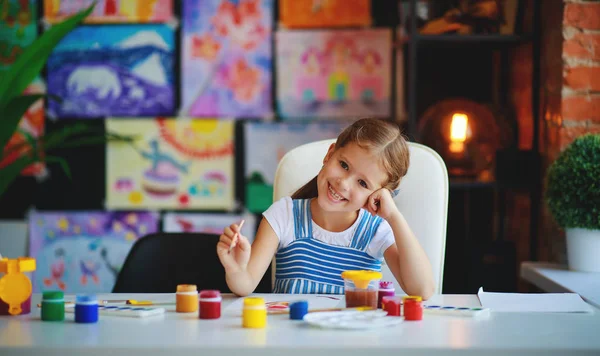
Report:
272,139,449,294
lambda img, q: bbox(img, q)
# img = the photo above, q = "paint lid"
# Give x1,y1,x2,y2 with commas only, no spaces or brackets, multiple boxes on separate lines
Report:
341,270,382,289
289,300,309,320
199,290,220,299
402,295,422,303
243,297,265,307
43,291,64,300
379,281,394,290
76,294,98,303
177,284,197,293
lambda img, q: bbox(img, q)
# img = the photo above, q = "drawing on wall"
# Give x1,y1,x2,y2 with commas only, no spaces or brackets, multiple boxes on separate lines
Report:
279,0,371,28
106,118,235,210
47,25,175,119
276,29,392,119
29,211,159,293
0,1,46,176
244,121,347,213
163,213,257,242
181,0,273,117
43,0,174,23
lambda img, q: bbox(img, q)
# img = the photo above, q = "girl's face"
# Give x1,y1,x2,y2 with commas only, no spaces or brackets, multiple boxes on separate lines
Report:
317,142,388,213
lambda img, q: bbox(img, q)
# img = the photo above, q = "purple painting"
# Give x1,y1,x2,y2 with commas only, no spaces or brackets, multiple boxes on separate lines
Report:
46,24,175,119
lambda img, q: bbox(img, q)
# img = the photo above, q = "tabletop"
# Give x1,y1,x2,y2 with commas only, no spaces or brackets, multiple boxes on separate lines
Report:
1,293,599,356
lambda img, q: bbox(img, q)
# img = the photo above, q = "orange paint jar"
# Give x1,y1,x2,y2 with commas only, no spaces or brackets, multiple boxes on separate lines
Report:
176,284,198,313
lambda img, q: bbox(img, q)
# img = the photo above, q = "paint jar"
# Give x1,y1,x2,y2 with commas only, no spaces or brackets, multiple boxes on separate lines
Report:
341,270,382,309
377,281,395,308
381,296,402,317
289,300,308,320
41,291,65,321
176,284,199,313
403,295,423,321
242,297,267,328
199,290,221,319
0,296,31,316
75,294,99,323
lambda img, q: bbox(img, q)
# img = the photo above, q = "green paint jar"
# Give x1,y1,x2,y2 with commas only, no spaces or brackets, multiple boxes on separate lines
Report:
41,291,64,321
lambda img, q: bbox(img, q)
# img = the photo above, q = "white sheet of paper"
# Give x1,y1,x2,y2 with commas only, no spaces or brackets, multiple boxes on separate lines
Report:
477,287,595,313
223,294,344,316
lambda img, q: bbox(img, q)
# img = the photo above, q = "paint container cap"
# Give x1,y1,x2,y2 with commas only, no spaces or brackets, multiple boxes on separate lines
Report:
289,300,309,320
177,284,197,293
244,297,265,307
43,291,64,300
402,295,422,303
379,281,394,290
76,294,98,304
199,290,220,299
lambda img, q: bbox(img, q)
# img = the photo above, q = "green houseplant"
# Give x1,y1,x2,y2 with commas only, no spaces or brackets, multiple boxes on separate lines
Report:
545,133,600,272
0,3,133,199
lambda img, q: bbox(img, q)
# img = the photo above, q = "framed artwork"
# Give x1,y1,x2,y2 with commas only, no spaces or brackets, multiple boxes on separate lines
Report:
43,0,174,23
29,211,159,293
244,121,346,213
279,0,371,28
106,118,235,210
276,29,392,120
181,0,273,117
163,213,257,242
0,0,46,176
47,25,175,119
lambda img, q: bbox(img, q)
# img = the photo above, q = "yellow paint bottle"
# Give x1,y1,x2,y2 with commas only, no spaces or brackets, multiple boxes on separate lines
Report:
176,284,198,313
242,297,267,328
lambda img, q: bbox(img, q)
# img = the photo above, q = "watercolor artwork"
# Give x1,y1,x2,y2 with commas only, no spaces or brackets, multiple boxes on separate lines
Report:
0,1,46,176
279,0,371,28
43,0,174,24
46,25,175,119
181,0,273,117
244,121,346,213
29,211,159,293
106,118,235,210
163,213,257,242
276,29,392,120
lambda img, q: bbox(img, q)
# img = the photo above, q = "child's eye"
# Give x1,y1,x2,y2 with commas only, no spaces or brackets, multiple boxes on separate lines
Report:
339,161,349,170
359,180,368,189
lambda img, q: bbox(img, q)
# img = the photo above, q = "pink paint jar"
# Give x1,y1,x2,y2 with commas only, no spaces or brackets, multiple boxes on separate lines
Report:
377,281,395,308
199,290,221,319
0,295,31,315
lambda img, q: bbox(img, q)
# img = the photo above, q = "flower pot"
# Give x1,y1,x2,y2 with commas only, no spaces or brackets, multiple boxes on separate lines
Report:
566,228,600,273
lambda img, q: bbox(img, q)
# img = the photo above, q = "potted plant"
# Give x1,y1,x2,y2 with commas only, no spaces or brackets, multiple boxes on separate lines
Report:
0,3,133,199
545,133,600,272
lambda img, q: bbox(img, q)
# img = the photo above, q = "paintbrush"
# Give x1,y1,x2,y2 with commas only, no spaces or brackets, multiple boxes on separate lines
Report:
229,219,245,252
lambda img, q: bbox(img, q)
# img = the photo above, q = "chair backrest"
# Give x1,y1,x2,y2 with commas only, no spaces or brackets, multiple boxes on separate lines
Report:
273,139,449,294
112,232,272,293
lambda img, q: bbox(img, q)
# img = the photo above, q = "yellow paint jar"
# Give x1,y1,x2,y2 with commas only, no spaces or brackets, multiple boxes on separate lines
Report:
176,284,198,313
242,297,267,328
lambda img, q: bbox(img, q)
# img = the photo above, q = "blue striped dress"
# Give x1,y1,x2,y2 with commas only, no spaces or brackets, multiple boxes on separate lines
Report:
273,199,383,294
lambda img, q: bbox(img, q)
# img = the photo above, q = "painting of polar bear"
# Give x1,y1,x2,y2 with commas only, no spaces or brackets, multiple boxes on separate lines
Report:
47,24,174,119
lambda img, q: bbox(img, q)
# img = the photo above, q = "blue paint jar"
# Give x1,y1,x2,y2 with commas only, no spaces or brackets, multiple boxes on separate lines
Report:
289,300,308,320
75,294,99,323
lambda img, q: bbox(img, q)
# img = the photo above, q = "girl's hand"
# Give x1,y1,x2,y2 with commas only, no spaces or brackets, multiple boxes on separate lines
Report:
364,188,400,221
216,222,251,274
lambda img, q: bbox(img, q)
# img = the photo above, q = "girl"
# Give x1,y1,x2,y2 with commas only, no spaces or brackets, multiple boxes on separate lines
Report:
217,118,435,299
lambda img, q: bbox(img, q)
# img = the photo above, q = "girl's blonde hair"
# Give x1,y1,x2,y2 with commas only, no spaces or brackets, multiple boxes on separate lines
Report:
292,118,410,199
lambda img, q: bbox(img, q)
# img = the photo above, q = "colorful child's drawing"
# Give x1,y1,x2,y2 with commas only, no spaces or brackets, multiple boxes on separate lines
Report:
47,25,175,119
276,29,392,120
106,118,235,210
0,1,46,176
43,0,173,23
244,121,346,213
279,0,371,28
29,211,159,293
181,0,273,117
163,213,257,242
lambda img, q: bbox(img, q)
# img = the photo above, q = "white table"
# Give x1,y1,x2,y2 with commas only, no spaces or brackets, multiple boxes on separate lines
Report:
521,262,600,309
1,293,599,356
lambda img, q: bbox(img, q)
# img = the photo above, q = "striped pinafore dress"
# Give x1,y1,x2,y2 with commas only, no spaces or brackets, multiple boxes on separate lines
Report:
273,199,383,294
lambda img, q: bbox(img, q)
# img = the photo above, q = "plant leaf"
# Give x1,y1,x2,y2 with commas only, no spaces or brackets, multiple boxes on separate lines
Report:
0,3,94,111
44,155,71,179
0,94,46,151
0,155,34,198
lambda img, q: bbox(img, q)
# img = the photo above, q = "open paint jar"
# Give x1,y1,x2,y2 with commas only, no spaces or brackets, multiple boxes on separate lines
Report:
341,270,382,309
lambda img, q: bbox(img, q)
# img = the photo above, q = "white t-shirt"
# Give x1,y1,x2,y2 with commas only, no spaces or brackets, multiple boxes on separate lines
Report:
263,197,395,261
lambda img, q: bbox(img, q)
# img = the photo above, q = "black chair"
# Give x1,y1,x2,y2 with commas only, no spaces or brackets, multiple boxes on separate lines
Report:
112,232,272,293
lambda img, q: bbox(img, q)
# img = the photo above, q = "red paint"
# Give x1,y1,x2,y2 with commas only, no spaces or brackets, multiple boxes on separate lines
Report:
179,194,189,205
403,299,423,321
199,290,222,319
381,296,401,316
